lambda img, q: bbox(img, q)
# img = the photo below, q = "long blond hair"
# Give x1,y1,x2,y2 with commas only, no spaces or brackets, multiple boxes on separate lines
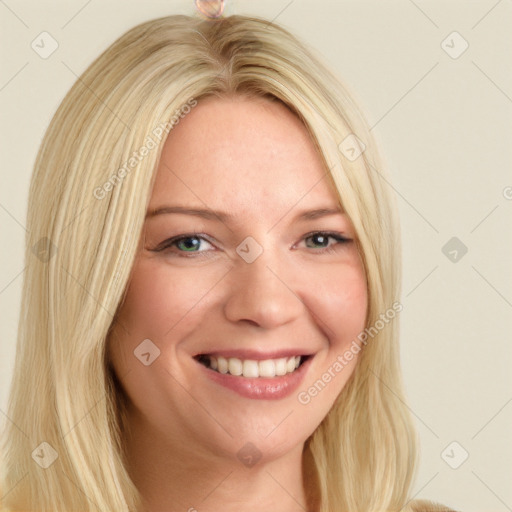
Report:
0,14,418,512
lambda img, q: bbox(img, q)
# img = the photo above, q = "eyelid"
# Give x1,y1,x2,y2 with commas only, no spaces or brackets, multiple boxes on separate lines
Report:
151,230,351,257
300,230,351,242
295,231,352,251
152,232,215,253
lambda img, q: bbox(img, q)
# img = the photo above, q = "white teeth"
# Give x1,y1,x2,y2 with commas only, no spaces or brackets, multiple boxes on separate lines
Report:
228,358,243,376
203,355,304,378
275,358,287,376
242,360,259,378
259,359,276,378
217,356,228,374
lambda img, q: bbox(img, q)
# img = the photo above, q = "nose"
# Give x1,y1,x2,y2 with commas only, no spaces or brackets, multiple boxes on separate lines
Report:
222,247,305,329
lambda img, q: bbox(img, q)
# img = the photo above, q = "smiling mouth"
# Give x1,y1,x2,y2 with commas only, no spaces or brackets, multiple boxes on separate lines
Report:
195,354,310,378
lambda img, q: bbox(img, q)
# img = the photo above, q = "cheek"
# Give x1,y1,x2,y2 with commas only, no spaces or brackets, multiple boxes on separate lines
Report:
115,257,213,339
108,256,224,381
303,258,368,346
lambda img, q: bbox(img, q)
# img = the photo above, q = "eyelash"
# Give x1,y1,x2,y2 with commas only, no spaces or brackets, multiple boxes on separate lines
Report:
152,231,351,258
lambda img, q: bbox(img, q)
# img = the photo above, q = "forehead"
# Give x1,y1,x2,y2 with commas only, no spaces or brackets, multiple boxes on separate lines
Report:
148,95,340,216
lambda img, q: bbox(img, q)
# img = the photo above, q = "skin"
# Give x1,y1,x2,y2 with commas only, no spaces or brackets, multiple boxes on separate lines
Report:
107,95,368,512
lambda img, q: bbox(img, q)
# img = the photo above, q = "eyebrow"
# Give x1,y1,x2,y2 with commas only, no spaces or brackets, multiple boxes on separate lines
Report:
145,205,344,223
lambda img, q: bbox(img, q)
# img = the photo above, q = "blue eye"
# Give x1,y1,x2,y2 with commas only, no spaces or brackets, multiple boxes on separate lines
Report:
174,236,207,252
153,231,351,257
154,234,214,255
302,232,351,253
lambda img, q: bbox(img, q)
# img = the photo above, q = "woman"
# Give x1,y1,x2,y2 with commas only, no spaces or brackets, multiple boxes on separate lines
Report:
0,13,458,512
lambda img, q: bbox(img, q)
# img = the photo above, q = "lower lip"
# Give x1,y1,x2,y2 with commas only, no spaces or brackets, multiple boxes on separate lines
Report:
196,356,313,400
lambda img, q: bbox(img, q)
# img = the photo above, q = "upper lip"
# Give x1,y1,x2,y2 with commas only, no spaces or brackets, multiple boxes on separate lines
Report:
194,349,314,361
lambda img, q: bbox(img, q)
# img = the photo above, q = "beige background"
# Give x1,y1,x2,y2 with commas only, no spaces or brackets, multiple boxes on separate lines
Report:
1,1,511,510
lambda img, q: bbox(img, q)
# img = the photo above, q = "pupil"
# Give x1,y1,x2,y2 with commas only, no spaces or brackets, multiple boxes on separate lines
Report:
312,234,327,247
179,237,200,251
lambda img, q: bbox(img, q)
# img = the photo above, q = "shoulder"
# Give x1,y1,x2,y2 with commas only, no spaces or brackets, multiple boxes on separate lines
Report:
407,498,461,512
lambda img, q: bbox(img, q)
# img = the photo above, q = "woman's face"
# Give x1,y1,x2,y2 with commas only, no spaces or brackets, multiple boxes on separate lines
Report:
108,95,368,465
